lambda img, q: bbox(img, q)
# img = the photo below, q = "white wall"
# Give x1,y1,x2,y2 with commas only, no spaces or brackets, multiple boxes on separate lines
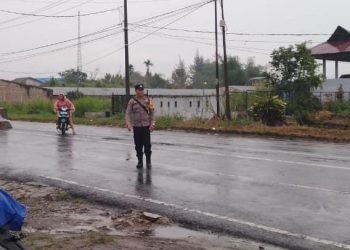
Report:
152,95,219,119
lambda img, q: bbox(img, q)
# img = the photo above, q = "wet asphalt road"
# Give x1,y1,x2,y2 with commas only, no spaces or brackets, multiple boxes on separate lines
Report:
1,121,350,250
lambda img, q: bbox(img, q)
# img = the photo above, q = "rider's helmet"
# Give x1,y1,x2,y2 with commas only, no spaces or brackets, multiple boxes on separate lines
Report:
58,93,65,100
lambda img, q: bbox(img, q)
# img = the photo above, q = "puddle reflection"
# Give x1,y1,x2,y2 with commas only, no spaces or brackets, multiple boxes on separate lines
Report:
56,136,74,172
135,169,153,196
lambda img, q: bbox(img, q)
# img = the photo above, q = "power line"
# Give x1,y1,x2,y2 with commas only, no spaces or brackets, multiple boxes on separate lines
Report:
0,0,72,26
132,0,212,25
0,0,95,31
130,26,320,45
0,0,212,70
0,24,120,56
130,28,271,55
0,7,118,18
0,29,124,64
83,0,213,66
0,1,211,58
129,23,330,36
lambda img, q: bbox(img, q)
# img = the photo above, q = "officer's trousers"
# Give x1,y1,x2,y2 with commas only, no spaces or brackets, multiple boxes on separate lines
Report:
133,126,152,160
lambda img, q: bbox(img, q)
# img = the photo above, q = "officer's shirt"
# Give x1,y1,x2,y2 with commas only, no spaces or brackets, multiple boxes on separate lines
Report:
125,96,155,127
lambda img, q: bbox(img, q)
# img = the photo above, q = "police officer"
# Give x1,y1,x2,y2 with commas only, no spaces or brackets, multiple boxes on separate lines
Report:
125,84,155,169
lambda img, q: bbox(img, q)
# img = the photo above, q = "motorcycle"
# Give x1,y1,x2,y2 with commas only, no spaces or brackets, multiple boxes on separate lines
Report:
0,190,27,250
57,107,70,136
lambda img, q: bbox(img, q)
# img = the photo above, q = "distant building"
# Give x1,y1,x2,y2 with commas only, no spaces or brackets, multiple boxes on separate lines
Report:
248,77,266,87
0,79,52,102
311,26,350,102
312,25,350,79
13,77,43,87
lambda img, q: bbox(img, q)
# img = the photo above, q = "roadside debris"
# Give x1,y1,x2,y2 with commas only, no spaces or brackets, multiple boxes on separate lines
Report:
0,178,286,250
0,115,12,130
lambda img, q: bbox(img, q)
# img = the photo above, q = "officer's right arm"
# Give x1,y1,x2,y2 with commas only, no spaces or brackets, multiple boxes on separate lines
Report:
125,99,133,131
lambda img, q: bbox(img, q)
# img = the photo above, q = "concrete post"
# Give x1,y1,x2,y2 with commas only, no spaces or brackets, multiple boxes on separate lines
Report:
335,61,339,79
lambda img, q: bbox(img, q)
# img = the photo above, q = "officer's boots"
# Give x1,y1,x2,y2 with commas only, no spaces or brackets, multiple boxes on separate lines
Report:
146,155,152,169
136,156,143,169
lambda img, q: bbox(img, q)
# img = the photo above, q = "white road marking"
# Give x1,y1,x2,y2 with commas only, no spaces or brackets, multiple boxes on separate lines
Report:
41,176,350,250
155,162,350,195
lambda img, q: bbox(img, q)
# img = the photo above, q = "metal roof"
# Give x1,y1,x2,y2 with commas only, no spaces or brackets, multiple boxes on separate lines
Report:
311,26,350,62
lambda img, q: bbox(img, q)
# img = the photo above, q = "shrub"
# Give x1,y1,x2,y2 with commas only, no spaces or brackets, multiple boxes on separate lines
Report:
249,95,287,126
314,111,332,122
325,101,350,114
294,110,314,126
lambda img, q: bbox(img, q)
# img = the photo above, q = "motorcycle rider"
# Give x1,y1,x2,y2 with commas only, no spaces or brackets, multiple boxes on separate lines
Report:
53,93,76,135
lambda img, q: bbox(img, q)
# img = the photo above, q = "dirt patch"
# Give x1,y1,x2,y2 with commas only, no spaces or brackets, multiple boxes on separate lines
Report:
0,179,285,250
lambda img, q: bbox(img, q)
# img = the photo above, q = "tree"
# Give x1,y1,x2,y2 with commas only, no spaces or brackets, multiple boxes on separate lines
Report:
144,59,153,78
144,59,154,87
47,77,57,87
59,69,87,84
129,64,135,75
189,52,205,88
265,43,323,114
245,57,265,81
171,58,188,88
149,73,169,88
103,73,124,86
223,56,246,85
189,52,216,88
336,84,344,101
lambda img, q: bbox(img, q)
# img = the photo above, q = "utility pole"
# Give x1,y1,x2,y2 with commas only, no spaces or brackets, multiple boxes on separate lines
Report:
220,0,231,120
124,0,130,99
77,11,82,92
214,0,220,117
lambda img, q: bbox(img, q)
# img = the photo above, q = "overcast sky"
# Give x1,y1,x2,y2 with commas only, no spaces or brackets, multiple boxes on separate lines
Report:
0,0,349,81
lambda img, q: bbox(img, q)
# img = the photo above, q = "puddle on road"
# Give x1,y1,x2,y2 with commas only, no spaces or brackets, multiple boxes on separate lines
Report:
152,226,207,239
135,226,286,250
103,137,122,141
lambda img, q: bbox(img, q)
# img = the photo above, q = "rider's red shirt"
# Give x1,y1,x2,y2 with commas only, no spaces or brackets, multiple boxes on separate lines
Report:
54,98,75,112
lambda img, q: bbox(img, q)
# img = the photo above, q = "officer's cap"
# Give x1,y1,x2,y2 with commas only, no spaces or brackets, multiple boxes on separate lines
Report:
134,84,144,90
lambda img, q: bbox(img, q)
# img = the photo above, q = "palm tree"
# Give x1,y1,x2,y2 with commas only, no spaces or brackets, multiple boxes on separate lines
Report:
129,64,135,75
144,59,153,78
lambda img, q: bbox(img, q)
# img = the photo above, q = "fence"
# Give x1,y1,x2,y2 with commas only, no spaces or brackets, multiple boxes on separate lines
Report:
112,91,350,117
314,92,350,103
111,94,128,115
229,90,350,114
229,90,272,114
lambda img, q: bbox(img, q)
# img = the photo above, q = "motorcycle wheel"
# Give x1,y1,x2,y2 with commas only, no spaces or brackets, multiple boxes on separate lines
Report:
60,122,66,136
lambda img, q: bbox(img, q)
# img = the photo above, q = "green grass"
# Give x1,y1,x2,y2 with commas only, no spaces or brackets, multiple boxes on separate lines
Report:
0,97,112,118
74,97,111,117
0,99,53,116
155,115,184,129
